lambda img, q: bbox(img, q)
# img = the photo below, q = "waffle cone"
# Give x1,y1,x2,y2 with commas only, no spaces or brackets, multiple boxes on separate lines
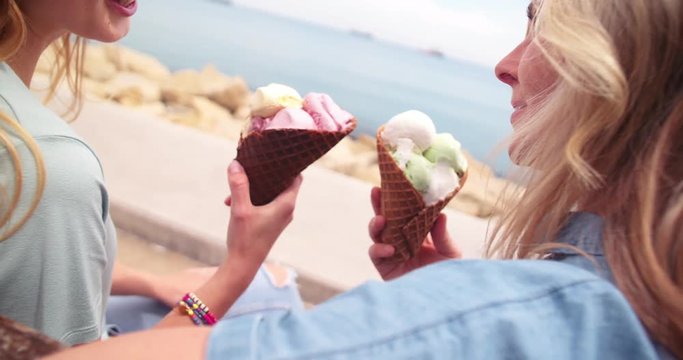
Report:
377,126,467,263
236,120,356,206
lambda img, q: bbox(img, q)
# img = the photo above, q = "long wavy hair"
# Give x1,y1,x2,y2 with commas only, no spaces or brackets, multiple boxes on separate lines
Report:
0,0,86,241
488,0,682,357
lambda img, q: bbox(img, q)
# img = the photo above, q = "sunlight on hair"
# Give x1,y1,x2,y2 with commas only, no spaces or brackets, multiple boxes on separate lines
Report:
0,112,46,241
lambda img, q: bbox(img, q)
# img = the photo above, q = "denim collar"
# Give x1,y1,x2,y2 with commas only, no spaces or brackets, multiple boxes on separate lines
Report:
550,212,605,256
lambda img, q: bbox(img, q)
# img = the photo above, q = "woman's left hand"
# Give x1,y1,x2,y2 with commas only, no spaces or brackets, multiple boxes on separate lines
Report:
368,187,462,281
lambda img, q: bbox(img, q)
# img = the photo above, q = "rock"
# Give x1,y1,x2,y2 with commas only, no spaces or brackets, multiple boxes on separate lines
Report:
163,96,235,134
83,46,117,81
191,96,231,125
82,78,109,100
105,72,162,106
356,134,377,151
164,104,207,130
161,86,194,107
350,160,381,185
137,102,167,117
212,116,248,141
163,65,250,113
233,105,251,120
319,138,379,182
206,76,250,113
164,69,204,95
104,45,171,82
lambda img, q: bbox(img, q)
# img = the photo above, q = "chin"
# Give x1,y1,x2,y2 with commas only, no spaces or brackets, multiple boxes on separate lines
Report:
81,21,131,43
508,137,532,167
95,31,130,43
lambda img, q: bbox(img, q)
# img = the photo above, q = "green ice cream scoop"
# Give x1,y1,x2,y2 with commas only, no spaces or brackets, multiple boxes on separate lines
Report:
424,133,468,177
405,154,433,192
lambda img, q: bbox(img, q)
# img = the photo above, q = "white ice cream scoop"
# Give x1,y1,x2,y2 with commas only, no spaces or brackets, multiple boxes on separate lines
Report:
381,110,436,152
250,83,303,118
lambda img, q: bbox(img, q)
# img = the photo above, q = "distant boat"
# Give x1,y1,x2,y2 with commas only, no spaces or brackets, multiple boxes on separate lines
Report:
349,29,374,40
424,48,446,58
208,0,233,5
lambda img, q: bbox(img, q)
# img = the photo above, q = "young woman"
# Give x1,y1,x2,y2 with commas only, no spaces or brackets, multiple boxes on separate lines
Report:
0,0,303,346
50,0,682,358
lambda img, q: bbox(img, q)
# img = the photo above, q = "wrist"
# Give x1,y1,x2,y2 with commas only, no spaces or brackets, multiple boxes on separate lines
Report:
213,256,258,291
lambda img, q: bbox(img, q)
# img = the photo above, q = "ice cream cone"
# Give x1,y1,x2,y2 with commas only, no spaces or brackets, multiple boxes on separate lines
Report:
236,120,356,206
377,126,467,263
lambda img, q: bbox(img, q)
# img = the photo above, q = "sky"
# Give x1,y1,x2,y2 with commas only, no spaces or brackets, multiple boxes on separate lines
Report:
231,0,529,67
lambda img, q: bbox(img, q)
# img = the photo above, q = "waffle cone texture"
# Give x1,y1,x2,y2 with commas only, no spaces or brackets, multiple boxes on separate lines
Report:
377,126,467,263
236,119,356,206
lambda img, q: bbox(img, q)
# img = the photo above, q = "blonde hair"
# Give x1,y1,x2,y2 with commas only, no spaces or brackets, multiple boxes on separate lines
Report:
488,0,683,356
0,0,86,241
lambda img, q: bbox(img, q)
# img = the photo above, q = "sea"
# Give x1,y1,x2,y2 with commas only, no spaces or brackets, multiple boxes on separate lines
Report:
119,0,514,173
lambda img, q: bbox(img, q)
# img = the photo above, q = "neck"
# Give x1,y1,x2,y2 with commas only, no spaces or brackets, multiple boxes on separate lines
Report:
7,26,64,87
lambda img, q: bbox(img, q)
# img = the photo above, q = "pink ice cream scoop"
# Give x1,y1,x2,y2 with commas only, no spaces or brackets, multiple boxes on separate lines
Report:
266,108,318,130
303,93,354,132
248,116,267,132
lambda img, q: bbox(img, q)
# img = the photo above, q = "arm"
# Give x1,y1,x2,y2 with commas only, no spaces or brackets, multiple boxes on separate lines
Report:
154,161,303,327
47,327,211,360
110,262,157,300
49,261,656,359
111,262,219,307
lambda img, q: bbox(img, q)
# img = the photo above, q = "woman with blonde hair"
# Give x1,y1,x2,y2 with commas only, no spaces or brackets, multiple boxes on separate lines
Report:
49,0,682,358
0,0,304,347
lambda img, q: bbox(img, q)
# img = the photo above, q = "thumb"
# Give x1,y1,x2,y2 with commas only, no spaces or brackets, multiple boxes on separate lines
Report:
228,160,252,209
270,175,303,210
430,214,462,259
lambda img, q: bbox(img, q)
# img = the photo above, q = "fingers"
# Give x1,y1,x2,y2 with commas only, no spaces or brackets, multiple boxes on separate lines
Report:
227,160,252,210
272,175,303,208
368,243,395,261
368,216,386,243
430,214,462,259
370,187,382,215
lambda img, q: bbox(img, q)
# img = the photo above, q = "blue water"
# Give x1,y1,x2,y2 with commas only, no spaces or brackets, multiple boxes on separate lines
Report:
120,0,514,173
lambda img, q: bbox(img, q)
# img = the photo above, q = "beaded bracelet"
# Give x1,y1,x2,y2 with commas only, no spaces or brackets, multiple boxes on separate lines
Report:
177,301,203,326
177,292,217,326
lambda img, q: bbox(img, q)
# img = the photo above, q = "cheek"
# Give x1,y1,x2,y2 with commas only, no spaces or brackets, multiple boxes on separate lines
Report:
517,45,557,101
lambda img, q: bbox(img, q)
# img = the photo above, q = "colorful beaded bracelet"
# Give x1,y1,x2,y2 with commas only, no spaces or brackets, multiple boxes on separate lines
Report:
177,292,217,326
177,301,203,326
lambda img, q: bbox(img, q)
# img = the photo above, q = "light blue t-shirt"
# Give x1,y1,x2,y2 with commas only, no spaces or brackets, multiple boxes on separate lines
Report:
208,213,673,359
0,63,116,345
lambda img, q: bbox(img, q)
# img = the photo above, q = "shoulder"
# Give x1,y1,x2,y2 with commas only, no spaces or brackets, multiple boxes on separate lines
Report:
0,64,107,197
0,64,85,140
208,260,659,359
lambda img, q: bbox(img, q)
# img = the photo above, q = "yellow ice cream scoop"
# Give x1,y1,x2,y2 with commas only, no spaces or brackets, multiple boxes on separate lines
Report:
250,83,304,118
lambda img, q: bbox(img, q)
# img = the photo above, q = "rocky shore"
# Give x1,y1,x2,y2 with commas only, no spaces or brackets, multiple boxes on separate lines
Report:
36,44,517,218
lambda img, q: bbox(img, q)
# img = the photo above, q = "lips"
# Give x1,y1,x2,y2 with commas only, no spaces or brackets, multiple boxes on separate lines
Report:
510,101,528,126
511,101,527,111
108,0,137,16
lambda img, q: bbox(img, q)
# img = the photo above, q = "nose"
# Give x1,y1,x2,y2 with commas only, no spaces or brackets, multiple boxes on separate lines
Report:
495,42,524,87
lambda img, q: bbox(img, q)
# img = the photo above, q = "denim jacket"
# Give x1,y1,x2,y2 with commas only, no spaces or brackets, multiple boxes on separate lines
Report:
208,213,672,359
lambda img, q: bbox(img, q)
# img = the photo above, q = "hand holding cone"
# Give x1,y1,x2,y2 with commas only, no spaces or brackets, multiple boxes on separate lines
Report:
376,111,468,263
236,84,356,206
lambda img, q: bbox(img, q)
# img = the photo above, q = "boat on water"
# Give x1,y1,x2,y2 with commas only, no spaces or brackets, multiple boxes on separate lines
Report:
424,48,446,58
350,29,374,40
208,0,233,5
